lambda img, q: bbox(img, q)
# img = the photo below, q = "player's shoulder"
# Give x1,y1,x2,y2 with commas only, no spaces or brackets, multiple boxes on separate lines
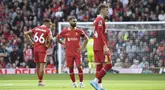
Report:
40,25,49,30
34,25,50,33
94,15,104,25
32,26,38,30
95,15,104,20
60,27,68,34
63,27,69,32
75,28,84,32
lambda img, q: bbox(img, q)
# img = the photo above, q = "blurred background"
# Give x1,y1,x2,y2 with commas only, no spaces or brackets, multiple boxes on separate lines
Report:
0,0,165,74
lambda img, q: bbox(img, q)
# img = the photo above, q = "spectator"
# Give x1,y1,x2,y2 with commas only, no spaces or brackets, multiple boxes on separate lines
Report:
23,44,35,68
24,44,33,62
122,58,131,68
5,42,13,53
10,46,18,63
19,62,28,68
158,10,165,21
5,62,12,68
114,58,122,68
0,0,164,70
0,44,9,63
0,57,6,68
116,39,124,55
139,57,149,68
130,59,141,68
120,0,129,8
46,59,55,68
142,63,152,74
126,40,137,60
55,7,64,18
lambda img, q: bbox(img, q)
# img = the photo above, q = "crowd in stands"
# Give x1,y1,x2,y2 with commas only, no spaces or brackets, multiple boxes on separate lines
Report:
0,0,165,72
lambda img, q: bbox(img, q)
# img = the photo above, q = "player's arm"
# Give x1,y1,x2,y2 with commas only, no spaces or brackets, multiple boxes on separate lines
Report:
46,30,53,48
101,29,109,55
56,30,65,47
100,27,108,46
24,30,34,46
97,18,109,54
79,31,89,52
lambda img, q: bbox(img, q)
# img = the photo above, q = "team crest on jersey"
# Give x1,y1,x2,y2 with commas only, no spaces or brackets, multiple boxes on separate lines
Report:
98,20,102,26
76,32,78,36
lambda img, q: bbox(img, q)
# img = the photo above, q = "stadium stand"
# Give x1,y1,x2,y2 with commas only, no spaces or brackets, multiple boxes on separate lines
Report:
0,0,165,71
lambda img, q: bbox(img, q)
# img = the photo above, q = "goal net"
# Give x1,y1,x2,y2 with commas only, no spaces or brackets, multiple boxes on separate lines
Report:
57,21,165,74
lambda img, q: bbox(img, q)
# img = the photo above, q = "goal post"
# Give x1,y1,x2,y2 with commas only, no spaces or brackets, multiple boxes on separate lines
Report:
57,21,165,74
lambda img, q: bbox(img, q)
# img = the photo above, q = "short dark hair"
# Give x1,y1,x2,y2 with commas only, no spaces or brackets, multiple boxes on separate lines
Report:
43,18,51,23
98,4,108,13
68,16,76,21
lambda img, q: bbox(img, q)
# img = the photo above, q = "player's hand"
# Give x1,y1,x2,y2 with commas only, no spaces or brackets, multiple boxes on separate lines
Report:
46,45,49,48
104,45,109,55
62,43,66,48
31,42,34,47
77,46,85,53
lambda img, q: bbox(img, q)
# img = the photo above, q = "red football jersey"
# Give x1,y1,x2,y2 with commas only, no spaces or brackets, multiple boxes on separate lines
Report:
93,15,108,51
31,25,52,52
57,27,85,56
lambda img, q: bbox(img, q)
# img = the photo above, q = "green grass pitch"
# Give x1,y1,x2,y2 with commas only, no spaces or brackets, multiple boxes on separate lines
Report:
0,74,165,90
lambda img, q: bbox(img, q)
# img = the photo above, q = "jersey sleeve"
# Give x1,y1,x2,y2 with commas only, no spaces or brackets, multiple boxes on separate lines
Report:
57,29,66,38
100,28,108,47
31,27,36,34
95,17,108,47
79,29,86,37
94,17,103,30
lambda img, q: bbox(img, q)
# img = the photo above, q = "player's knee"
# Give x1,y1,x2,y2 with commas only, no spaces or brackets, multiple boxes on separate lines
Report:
105,63,112,70
69,66,74,70
69,67,74,73
77,65,81,69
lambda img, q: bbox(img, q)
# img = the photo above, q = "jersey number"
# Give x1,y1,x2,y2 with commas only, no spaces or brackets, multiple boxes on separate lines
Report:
94,31,98,38
34,32,45,43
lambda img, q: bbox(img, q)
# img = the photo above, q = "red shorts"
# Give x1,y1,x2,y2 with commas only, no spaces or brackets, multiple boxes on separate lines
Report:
34,51,47,63
94,51,111,63
66,55,81,68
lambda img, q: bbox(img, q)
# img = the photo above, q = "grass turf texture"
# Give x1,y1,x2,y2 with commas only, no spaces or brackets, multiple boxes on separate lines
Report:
0,74,165,90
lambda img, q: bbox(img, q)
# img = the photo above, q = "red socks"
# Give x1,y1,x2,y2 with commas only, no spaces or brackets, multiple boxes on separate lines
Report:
96,64,103,83
78,68,83,82
38,75,43,82
69,67,76,82
97,64,112,80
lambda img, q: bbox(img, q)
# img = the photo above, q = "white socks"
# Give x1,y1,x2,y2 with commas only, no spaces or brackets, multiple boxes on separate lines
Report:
93,78,103,88
93,78,99,83
99,83,103,88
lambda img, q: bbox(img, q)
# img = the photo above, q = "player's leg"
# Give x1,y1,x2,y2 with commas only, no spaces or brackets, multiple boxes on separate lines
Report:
92,52,112,90
96,53,112,81
38,52,47,86
90,51,104,90
96,63,103,85
67,56,77,87
34,51,41,84
96,52,104,89
75,57,84,88
38,62,46,86
36,62,40,81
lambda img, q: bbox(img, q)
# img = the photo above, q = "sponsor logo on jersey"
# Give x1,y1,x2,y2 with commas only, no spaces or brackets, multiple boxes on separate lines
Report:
98,20,102,26
67,37,78,41
76,32,78,36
